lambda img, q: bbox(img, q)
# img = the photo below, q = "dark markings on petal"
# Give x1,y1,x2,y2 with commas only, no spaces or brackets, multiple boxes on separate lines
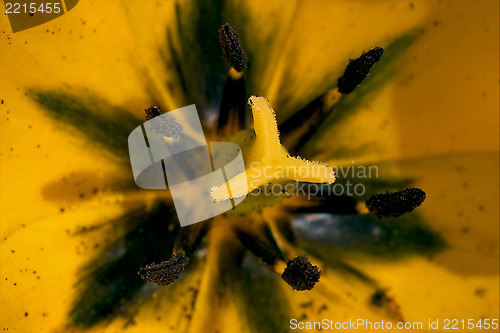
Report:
333,260,376,284
41,170,136,203
289,212,444,259
129,59,169,109
219,23,246,72
338,47,384,94
282,256,320,291
161,1,254,125
366,187,426,218
274,215,297,245
339,177,414,201
235,224,285,267
370,289,405,322
290,184,358,215
69,202,181,328
236,254,292,333
173,220,211,257
138,253,188,286
212,232,246,296
279,91,340,154
217,73,246,135
28,89,141,161
163,28,190,102
164,0,228,123
279,93,325,135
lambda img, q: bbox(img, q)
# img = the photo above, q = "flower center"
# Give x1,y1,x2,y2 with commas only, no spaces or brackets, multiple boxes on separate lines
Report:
136,22,426,296
211,96,336,204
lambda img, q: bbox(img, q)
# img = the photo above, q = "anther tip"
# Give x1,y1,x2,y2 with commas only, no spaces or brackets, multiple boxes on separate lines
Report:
338,47,384,94
282,256,320,291
366,187,426,219
219,23,246,72
138,253,189,286
145,105,163,120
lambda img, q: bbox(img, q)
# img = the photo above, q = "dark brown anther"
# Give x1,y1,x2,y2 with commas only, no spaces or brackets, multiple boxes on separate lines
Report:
145,105,164,120
144,105,183,139
366,187,426,219
282,256,320,291
218,23,246,72
338,47,384,94
138,253,188,286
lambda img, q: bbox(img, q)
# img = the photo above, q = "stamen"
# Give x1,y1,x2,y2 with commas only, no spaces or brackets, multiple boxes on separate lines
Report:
279,90,341,154
282,256,320,291
337,47,384,94
173,221,210,257
217,68,246,136
218,23,247,72
235,224,286,267
280,47,383,153
144,105,183,140
365,187,426,218
145,105,164,120
138,253,188,286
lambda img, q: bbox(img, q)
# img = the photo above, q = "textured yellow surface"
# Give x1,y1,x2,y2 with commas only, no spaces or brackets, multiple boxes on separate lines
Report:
212,96,335,201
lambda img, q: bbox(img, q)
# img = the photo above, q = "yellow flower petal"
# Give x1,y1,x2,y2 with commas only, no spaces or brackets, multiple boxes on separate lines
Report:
0,0,498,332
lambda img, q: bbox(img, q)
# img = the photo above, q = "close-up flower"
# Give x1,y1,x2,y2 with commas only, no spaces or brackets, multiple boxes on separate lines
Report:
1,1,498,332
